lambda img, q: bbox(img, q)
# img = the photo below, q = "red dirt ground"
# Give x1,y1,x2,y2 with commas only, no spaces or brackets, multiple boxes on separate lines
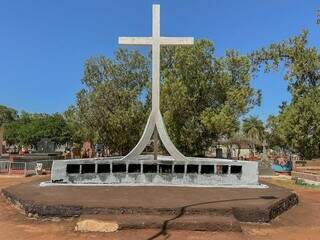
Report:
0,175,319,240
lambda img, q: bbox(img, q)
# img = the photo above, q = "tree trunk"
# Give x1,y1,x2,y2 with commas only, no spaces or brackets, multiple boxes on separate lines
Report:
237,145,241,160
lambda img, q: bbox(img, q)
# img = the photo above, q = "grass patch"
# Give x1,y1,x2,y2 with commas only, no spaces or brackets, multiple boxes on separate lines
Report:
262,177,320,190
293,178,320,189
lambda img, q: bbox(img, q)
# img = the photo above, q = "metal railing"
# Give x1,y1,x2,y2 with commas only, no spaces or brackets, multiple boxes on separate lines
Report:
0,161,10,174
0,160,53,176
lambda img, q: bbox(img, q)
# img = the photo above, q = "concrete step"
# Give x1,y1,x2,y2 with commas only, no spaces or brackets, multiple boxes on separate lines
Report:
76,213,242,232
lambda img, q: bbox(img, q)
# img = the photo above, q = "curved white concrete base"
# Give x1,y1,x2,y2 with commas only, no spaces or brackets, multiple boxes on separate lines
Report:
121,110,187,162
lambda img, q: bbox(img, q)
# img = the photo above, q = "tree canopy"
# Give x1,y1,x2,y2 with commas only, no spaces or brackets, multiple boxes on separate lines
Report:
252,30,320,159
160,40,261,155
4,112,72,147
70,39,261,156
0,105,18,126
242,116,265,143
251,30,320,100
265,89,320,159
68,48,149,155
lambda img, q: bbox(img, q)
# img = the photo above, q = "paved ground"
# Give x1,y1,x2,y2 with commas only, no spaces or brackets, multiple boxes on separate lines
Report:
0,175,319,240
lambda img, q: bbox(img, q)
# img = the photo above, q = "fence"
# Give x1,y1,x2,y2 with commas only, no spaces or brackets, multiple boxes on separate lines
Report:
0,161,10,174
0,160,53,176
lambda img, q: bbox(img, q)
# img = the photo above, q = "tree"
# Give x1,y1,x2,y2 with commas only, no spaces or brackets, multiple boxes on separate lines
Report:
0,105,17,126
4,112,72,147
266,115,288,152
72,40,260,156
251,30,320,100
64,105,91,144
72,48,149,155
251,31,320,159
242,116,265,156
242,116,265,142
161,40,261,155
266,89,320,159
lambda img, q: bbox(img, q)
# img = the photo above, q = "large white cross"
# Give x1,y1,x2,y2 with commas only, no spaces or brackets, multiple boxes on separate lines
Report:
119,4,194,161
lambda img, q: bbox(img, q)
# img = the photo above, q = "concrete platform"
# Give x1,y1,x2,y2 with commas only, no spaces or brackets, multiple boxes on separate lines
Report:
1,178,298,231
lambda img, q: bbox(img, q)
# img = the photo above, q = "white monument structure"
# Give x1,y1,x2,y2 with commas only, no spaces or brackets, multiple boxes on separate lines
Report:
50,4,260,187
119,4,193,163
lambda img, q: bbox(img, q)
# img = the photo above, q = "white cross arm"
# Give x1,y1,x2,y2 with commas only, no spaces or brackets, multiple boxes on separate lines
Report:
160,37,194,45
118,37,153,46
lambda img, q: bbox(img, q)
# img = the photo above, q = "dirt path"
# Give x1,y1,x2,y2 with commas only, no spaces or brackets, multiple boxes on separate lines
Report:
0,175,319,240
242,178,320,240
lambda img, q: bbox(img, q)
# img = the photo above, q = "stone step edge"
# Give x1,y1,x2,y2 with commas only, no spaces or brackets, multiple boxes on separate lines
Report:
75,214,242,232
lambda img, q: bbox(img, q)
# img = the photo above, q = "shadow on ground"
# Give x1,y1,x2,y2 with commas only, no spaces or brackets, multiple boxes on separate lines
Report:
147,196,277,240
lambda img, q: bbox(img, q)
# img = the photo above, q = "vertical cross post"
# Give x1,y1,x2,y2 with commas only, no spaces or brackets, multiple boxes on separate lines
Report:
118,4,194,162
152,5,160,112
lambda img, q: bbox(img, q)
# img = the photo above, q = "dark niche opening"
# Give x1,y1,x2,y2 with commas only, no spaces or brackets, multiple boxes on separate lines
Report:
230,165,242,174
217,165,229,174
66,164,80,174
112,163,126,173
187,164,199,174
143,164,157,173
174,164,185,174
81,164,95,174
128,164,141,173
201,165,215,174
97,164,110,173
159,164,172,174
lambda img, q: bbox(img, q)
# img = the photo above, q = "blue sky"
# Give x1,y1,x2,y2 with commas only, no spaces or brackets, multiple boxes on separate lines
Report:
0,0,319,121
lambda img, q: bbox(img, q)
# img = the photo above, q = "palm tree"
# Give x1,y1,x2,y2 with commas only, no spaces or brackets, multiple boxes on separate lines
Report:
242,116,265,156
